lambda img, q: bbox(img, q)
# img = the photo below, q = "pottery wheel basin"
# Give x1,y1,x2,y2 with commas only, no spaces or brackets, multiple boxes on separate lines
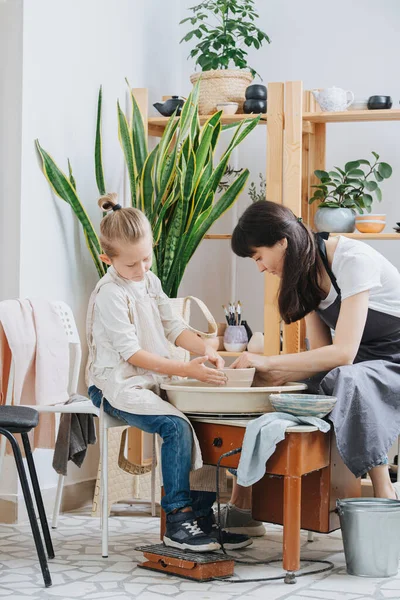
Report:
161,380,308,414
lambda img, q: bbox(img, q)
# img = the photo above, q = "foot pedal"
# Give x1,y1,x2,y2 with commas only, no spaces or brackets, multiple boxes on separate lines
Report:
135,543,234,582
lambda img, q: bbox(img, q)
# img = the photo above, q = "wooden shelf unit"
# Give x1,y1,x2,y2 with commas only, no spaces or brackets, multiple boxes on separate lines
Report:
206,232,400,240
148,113,267,136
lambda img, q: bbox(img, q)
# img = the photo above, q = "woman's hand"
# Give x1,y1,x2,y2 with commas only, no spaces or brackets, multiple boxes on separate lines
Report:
203,344,225,370
184,356,227,385
231,352,288,386
231,352,270,372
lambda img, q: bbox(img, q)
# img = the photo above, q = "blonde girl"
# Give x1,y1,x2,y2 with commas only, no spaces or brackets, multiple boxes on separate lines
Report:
87,193,251,552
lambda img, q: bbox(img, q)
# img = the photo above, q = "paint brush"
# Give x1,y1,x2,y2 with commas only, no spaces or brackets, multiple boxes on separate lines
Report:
222,305,230,326
237,301,242,325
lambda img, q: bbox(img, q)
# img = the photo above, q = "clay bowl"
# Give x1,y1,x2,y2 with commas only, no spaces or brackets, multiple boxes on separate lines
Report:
355,220,386,233
222,368,255,388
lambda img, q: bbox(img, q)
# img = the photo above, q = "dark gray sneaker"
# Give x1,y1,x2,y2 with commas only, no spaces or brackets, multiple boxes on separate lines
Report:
164,509,221,553
216,503,266,537
197,510,253,550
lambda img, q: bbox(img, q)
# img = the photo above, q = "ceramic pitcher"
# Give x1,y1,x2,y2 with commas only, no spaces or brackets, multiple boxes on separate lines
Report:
312,87,354,112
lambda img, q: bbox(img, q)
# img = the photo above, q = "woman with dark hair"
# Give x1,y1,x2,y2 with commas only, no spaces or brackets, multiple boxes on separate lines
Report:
219,200,400,535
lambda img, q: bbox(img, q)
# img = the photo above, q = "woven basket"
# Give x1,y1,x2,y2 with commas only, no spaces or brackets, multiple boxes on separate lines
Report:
190,69,253,115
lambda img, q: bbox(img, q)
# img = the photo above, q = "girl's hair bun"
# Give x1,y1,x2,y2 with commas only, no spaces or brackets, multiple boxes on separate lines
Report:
98,192,119,212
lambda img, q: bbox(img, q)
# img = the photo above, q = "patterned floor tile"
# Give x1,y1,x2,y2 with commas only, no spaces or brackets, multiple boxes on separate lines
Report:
0,506,396,599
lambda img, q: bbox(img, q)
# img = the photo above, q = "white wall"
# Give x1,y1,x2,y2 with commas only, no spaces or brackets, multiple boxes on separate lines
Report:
0,0,23,300
178,0,400,334
0,0,181,511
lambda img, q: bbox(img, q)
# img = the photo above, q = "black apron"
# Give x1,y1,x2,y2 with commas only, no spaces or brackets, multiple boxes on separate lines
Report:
304,233,400,477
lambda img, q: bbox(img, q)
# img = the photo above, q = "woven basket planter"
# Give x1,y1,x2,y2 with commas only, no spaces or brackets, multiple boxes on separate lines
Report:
190,69,253,115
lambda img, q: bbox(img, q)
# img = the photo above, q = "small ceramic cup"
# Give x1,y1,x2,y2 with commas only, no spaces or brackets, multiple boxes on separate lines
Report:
216,102,239,115
223,325,248,352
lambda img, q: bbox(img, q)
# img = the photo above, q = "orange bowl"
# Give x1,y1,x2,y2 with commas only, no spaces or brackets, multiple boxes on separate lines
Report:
355,221,385,233
355,214,386,221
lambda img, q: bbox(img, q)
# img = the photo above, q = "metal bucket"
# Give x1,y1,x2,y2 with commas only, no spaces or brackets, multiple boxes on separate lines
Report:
337,498,400,577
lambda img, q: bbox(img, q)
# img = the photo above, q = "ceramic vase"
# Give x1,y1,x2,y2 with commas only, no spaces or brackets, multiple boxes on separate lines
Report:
223,326,248,352
314,207,355,233
248,332,264,353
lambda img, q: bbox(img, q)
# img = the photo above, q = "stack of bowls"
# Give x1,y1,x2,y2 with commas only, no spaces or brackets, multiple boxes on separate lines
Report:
348,98,368,111
244,84,267,114
355,214,386,233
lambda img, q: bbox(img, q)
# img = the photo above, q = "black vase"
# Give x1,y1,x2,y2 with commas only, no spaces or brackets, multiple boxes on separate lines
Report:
244,99,267,114
241,320,253,341
367,95,392,110
245,84,267,100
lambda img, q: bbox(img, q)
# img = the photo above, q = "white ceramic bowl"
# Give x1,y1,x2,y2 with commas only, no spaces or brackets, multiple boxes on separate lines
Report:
355,214,386,221
222,367,255,387
348,99,368,111
270,393,337,418
160,381,308,414
216,102,239,115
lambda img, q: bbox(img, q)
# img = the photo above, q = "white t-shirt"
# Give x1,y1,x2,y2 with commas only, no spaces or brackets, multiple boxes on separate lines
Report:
319,235,400,318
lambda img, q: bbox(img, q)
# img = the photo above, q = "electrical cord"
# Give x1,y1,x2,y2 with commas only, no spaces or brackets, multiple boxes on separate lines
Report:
213,447,334,584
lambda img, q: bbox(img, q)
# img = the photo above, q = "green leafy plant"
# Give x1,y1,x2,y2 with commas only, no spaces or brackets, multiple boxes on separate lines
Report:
36,80,260,297
309,152,393,214
180,0,270,77
248,172,266,202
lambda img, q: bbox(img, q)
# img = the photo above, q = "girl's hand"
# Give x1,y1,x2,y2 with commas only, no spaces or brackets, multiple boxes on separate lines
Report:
184,356,227,385
231,352,270,372
203,345,225,370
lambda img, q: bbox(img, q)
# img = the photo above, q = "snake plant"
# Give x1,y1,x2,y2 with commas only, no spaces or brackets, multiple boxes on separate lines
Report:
36,80,260,297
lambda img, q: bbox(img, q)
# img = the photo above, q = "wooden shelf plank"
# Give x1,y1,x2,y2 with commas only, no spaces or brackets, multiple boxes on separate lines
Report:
303,109,400,124
331,233,400,240
148,113,267,134
204,234,232,239
205,233,400,240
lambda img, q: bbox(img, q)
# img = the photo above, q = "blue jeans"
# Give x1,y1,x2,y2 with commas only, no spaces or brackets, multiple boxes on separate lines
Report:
89,386,216,515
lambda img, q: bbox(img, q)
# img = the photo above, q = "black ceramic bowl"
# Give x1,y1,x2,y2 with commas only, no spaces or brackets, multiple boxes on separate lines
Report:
245,84,267,100
367,95,393,110
244,99,267,114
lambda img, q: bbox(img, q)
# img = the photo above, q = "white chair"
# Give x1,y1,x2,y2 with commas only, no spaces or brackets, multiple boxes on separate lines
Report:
2,301,157,558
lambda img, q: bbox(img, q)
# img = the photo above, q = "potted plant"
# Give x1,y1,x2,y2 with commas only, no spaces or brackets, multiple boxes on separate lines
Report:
309,152,392,233
36,81,260,297
180,0,270,115
248,172,266,202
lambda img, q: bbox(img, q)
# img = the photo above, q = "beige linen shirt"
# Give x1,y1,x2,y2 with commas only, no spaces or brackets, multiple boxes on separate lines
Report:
86,266,205,470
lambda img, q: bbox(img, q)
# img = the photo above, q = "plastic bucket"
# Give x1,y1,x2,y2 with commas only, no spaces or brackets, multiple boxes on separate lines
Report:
337,498,400,577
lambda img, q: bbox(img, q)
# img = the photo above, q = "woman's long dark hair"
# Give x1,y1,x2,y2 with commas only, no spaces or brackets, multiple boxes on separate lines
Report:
231,201,325,324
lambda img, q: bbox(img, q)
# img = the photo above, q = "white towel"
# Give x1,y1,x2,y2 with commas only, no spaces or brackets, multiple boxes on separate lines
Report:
236,412,331,487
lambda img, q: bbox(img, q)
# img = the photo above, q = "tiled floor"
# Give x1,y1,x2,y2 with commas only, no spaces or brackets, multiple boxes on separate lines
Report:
0,504,398,599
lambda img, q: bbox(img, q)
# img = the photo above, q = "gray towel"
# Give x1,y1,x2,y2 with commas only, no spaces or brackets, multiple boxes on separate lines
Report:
52,395,97,476
236,412,331,487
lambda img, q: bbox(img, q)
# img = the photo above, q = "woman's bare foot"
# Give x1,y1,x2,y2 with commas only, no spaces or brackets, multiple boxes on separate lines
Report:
369,465,396,499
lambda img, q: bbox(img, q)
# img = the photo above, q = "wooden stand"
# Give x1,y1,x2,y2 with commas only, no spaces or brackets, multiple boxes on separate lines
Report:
136,543,234,582
158,420,360,583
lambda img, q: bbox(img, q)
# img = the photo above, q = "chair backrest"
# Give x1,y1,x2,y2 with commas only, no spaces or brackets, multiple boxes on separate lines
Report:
51,301,82,396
